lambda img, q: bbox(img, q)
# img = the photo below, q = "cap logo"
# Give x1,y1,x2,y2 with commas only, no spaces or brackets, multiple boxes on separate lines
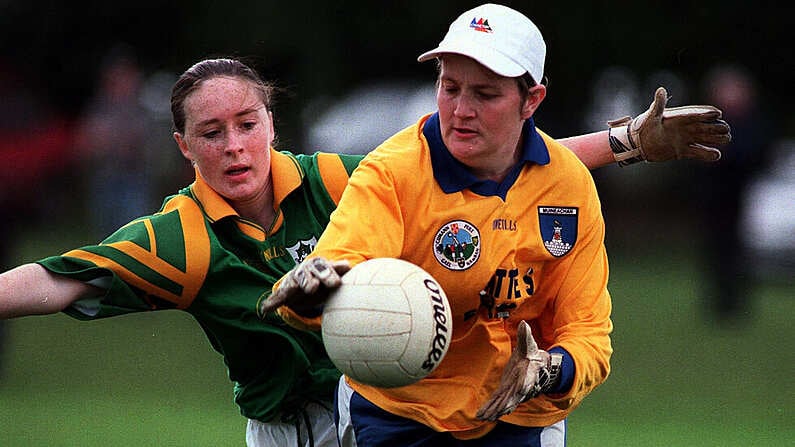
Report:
469,17,493,33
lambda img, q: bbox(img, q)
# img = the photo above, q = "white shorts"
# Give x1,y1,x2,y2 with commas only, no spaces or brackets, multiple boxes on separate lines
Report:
246,400,337,447
335,376,357,447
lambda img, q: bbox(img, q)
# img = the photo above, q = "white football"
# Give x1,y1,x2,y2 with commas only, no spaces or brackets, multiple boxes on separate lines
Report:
321,258,452,388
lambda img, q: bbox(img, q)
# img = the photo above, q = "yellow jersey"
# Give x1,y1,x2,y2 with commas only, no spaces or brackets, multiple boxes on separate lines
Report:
279,113,612,439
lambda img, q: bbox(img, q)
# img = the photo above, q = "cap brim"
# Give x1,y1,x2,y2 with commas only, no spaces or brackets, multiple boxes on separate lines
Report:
417,40,526,78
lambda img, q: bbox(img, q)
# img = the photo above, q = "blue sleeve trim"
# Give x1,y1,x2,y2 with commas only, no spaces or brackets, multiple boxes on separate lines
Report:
548,346,575,394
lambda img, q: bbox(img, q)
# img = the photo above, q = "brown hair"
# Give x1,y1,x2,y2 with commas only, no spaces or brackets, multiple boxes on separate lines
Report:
170,58,275,134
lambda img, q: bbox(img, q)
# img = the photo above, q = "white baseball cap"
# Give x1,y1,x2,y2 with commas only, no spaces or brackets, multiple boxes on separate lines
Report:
417,3,546,83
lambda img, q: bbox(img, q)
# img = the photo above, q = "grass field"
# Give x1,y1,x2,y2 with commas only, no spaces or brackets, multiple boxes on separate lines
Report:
0,230,792,446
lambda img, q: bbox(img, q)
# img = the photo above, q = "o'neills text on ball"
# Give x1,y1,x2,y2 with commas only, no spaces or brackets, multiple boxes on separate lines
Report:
422,279,449,371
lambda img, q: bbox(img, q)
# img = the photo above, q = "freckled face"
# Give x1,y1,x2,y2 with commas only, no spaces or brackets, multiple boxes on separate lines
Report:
174,76,274,207
436,54,543,173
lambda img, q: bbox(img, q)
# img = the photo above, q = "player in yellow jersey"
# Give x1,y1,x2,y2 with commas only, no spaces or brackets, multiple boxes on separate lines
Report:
260,4,680,446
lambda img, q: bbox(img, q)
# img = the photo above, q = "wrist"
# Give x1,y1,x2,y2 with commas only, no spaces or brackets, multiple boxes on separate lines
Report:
607,120,644,166
531,352,564,398
544,353,563,392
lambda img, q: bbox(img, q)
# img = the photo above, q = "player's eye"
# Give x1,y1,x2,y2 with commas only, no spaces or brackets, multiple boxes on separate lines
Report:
441,86,460,97
476,90,499,100
202,129,221,139
439,80,458,93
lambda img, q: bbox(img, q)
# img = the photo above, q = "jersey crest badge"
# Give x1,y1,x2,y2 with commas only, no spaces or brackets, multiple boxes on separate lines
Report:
539,207,578,257
286,237,317,264
434,220,481,270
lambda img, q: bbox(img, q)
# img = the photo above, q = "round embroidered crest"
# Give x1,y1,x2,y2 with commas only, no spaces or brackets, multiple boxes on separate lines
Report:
433,220,481,270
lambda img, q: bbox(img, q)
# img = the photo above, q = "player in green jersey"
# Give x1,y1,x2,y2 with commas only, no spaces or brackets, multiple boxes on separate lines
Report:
0,57,728,446
0,58,361,447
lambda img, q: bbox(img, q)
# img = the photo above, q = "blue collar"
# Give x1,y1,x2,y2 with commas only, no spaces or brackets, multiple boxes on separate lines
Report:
423,112,550,199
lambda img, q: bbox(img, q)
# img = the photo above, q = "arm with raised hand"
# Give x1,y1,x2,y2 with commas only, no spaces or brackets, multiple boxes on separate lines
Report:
561,87,732,169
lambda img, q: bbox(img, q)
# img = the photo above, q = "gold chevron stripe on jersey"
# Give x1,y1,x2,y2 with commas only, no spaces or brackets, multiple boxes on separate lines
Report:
63,195,211,309
316,152,350,204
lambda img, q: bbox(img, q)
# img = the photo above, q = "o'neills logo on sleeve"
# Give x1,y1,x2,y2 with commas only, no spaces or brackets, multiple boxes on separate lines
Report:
433,220,480,270
421,278,451,372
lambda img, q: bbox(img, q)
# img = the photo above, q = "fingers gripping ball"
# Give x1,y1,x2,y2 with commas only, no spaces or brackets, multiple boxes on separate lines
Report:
321,258,452,388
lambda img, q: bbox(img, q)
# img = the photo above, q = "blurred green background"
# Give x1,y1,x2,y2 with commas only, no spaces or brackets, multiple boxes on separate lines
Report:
1,1,793,446
1,228,792,446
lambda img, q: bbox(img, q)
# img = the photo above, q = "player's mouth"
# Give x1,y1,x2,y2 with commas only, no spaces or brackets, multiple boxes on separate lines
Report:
225,165,250,179
452,126,478,138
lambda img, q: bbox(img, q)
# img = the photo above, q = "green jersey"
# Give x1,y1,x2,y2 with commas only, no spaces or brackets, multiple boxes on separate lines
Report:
37,149,362,422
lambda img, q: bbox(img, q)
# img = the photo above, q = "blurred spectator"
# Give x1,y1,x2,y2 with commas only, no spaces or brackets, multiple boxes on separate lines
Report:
0,63,75,218
74,44,155,238
695,64,773,324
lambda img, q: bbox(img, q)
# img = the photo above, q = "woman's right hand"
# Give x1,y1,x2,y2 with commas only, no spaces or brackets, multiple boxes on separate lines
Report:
259,257,350,317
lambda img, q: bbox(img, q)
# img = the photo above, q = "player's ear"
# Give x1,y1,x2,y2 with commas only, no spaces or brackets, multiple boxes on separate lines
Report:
267,111,276,147
174,132,193,162
521,84,546,120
